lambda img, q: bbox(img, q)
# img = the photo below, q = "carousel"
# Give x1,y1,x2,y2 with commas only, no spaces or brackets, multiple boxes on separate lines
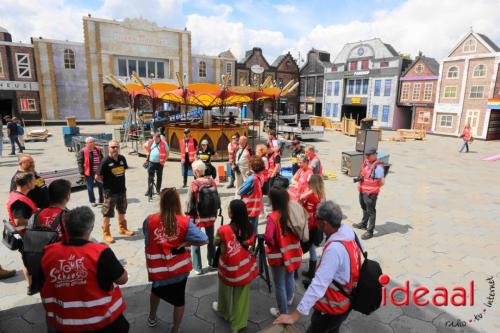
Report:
106,72,298,160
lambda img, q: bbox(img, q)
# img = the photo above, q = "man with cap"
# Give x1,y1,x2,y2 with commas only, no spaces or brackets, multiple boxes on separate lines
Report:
181,128,198,187
144,132,169,196
291,139,304,175
196,139,216,179
352,147,385,240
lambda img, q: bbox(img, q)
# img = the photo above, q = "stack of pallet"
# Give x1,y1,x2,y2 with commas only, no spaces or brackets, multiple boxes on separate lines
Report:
26,128,49,142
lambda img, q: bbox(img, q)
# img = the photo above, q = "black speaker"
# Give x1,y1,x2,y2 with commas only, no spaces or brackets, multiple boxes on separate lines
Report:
356,129,379,153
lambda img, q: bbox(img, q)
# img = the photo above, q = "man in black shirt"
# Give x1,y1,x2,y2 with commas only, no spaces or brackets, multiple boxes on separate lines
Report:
291,140,304,175
96,140,134,243
6,116,23,155
196,139,217,179
10,154,49,209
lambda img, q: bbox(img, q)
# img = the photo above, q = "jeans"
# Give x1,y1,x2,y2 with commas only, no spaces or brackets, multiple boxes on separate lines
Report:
310,244,318,262
0,136,3,156
182,160,192,186
86,173,104,204
306,309,351,333
9,135,22,154
459,140,469,152
229,167,235,186
147,162,163,194
359,192,378,233
192,224,215,270
249,216,259,236
270,265,295,314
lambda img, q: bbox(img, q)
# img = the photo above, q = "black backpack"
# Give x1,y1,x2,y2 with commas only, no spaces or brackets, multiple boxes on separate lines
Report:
333,233,383,315
270,175,290,190
196,182,221,218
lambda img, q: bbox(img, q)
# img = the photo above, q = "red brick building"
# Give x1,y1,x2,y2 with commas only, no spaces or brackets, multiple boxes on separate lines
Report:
272,52,299,115
398,54,439,131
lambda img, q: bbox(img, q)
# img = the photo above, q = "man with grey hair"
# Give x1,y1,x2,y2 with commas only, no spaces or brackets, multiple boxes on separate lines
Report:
274,201,364,333
304,145,323,176
233,135,252,193
41,206,130,332
78,136,104,206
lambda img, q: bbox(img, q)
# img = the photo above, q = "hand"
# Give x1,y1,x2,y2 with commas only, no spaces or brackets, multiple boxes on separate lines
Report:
274,314,296,325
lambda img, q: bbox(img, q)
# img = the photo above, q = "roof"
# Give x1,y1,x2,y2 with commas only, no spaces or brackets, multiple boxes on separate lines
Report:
300,48,332,73
0,26,8,33
239,47,272,68
272,55,285,67
447,31,500,57
218,49,236,60
384,43,399,57
477,33,500,52
333,38,400,64
402,55,439,76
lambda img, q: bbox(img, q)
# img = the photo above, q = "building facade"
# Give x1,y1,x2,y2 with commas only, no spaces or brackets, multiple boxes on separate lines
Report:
299,49,331,116
433,31,500,140
0,27,41,123
398,54,439,131
272,52,299,114
191,50,236,85
323,39,410,128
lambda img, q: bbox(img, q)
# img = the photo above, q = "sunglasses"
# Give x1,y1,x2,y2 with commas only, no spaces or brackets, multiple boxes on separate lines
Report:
110,146,119,149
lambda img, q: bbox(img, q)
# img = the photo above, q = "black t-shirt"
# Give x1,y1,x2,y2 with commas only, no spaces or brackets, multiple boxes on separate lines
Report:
291,147,304,174
7,122,18,136
10,171,50,209
11,200,34,220
98,155,128,194
197,147,215,164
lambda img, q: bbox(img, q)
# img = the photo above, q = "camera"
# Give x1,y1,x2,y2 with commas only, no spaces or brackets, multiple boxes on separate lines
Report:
353,176,363,183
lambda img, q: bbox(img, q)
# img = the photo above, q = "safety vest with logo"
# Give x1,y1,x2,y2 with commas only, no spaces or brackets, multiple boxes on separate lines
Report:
217,225,259,287
147,139,168,164
242,172,264,218
309,155,323,176
314,239,362,315
145,214,193,281
82,147,102,177
181,137,196,163
192,178,218,228
6,191,37,233
358,160,383,195
294,167,313,194
40,242,126,332
37,207,66,241
265,211,303,272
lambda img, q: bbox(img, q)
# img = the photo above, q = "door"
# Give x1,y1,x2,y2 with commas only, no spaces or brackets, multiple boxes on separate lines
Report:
465,110,480,136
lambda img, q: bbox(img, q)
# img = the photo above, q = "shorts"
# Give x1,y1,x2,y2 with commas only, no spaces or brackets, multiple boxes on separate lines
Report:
151,277,188,307
102,193,128,218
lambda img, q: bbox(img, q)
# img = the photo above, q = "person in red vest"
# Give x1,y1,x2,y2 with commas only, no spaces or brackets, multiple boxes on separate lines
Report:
459,123,473,153
265,187,303,318
144,132,170,196
352,147,385,240
144,187,208,332
6,171,37,234
181,128,198,187
268,145,282,180
212,199,258,332
241,156,266,235
274,201,364,333
41,206,129,332
304,145,323,176
226,134,239,189
77,137,104,207
288,154,313,201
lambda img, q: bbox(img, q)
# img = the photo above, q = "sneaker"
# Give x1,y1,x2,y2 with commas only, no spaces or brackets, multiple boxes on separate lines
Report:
269,307,280,318
194,269,203,275
147,316,158,327
212,301,219,313
352,222,367,230
361,231,373,240
287,294,295,306
226,184,235,189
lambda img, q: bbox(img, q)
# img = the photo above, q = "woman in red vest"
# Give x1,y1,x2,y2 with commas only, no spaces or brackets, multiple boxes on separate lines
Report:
212,199,258,332
241,156,266,235
144,187,208,332
265,187,303,317
289,154,313,201
181,128,198,187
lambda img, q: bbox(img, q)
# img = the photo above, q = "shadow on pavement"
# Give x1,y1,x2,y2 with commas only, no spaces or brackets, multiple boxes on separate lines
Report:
374,221,412,237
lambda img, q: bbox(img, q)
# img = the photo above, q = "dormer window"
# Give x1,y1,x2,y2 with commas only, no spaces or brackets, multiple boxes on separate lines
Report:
463,39,477,53
415,64,424,73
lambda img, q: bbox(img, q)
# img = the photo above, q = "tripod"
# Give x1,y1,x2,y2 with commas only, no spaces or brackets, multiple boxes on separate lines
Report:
146,167,158,202
254,234,272,293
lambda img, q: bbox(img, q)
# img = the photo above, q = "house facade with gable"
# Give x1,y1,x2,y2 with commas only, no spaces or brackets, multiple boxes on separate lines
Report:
191,49,236,85
272,52,299,115
299,49,331,116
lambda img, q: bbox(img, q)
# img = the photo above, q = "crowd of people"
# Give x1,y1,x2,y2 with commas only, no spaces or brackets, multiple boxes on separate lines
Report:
2,127,388,333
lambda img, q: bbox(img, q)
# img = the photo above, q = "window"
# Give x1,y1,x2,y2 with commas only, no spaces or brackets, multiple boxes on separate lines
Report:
463,39,476,53
444,86,457,98
473,64,486,78
325,103,331,117
417,111,431,124
382,105,390,122
138,60,147,77
118,59,127,76
157,61,165,79
380,61,389,68
384,79,392,96
307,77,315,95
349,61,358,71
317,77,324,96
118,58,167,79
361,60,369,70
415,64,424,73
439,115,453,127
326,81,333,96
63,49,75,69
300,78,306,95
334,81,340,96
199,61,207,78
0,55,4,78
128,59,137,76
447,66,459,78
348,80,354,95
355,79,361,94
469,85,484,98
412,83,421,101
401,83,410,100
372,105,379,119
423,83,433,101
362,79,369,95
333,103,339,118
20,98,37,112
331,66,337,72
374,80,381,96
226,62,232,74
16,53,31,78
148,61,156,78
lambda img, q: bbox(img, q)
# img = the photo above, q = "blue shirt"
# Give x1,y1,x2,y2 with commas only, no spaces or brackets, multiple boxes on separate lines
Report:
148,141,169,163
374,165,385,179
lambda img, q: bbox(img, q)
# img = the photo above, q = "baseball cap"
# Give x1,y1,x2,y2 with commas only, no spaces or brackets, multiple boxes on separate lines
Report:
201,139,208,145
365,147,377,155
183,128,190,134
292,139,300,145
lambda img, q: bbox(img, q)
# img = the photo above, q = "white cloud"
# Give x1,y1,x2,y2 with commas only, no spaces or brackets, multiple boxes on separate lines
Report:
273,4,297,14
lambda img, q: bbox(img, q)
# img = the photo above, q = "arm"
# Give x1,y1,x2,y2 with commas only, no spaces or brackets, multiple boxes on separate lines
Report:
264,216,276,247
115,270,128,285
95,159,104,182
184,220,209,246
77,150,85,175
214,230,221,247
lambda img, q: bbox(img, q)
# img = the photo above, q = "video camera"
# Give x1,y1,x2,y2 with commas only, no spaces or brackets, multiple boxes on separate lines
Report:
353,176,363,183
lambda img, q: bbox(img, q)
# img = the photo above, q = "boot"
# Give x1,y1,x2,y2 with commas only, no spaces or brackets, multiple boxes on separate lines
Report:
301,260,317,279
0,265,16,280
102,219,115,243
118,219,135,236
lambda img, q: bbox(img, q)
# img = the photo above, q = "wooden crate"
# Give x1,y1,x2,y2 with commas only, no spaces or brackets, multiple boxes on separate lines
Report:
397,129,426,140
345,119,357,136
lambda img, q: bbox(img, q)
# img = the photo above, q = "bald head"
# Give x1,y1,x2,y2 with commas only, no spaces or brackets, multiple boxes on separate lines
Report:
18,154,35,172
239,136,248,148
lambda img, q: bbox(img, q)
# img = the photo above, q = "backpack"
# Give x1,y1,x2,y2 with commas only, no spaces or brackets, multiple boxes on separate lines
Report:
196,181,221,218
333,233,383,315
288,200,309,242
270,175,289,190
238,174,255,196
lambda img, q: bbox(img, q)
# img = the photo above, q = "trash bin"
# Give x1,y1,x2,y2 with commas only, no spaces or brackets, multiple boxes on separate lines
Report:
66,117,77,127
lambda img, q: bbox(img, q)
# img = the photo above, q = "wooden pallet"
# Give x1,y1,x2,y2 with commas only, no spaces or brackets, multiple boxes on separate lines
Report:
397,129,426,140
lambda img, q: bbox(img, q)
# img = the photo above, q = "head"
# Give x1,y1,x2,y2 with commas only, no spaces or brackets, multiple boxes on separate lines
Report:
250,156,265,173
159,187,181,235
18,154,35,172
304,145,316,159
308,175,325,200
297,154,309,170
108,140,120,158
48,179,72,207
315,201,343,236
191,160,207,179
268,130,276,140
365,148,377,163
272,145,280,154
239,136,248,148
292,140,301,151
229,111,234,116
65,206,95,240
201,139,209,150
268,187,291,235
231,134,239,144
183,128,191,138
85,137,95,150
228,199,252,240
153,132,161,143
15,172,35,193
465,123,471,129
12,117,17,123
255,144,268,157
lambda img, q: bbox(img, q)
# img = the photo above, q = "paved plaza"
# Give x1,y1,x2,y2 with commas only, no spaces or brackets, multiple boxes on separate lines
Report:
0,126,499,333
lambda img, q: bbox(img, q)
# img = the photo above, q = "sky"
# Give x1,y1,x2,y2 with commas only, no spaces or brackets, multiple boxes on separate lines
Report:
1,0,499,65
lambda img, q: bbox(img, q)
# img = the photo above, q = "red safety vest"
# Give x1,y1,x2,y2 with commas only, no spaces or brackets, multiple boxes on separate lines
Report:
217,225,259,287
309,154,323,176
191,178,218,228
358,160,383,195
294,167,313,194
41,242,126,332
6,191,37,233
147,139,168,164
242,172,264,218
181,137,196,163
302,193,321,229
313,239,362,315
265,211,303,272
145,214,193,281
82,147,102,177
268,152,281,175
38,207,67,242
228,142,238,163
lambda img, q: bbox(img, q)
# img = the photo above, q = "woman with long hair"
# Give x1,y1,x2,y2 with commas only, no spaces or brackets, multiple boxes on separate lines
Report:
143,188,208,333
212,200,258,333
241,156,266,235
265,187,303,317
